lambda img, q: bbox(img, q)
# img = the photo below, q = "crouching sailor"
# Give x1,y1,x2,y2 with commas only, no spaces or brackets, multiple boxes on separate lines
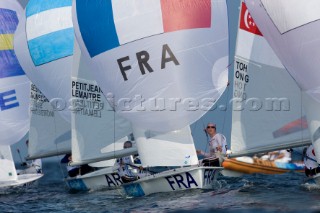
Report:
114,141,148,183
61,154,94,177
304,144,320,177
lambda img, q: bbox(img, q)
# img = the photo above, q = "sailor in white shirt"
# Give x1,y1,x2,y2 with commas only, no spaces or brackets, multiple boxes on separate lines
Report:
196,123,227,166
304,144,320,177
114,141,147,183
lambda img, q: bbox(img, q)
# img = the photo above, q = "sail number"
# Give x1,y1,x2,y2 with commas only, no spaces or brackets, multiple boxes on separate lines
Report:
165,172,198,190
117,44,180,81
0,90,19,111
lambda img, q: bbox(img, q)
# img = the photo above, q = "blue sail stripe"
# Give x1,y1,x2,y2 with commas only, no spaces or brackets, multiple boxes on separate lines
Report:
26,0,72,18
0,9,19,34
0,50,25,78
27,28,74,66
76,0,119,58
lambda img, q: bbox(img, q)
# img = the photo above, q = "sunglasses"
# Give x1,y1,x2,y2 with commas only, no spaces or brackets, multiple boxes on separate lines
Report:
207,126,215,129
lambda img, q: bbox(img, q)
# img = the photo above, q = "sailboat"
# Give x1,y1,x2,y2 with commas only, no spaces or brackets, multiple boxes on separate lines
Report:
14,0,137,191
0,0,43,190
72,0,229,196
65,41,137,191
222,1,311,176
242,0,320,181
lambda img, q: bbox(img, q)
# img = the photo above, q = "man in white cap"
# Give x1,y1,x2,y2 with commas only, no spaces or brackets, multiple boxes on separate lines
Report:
197,122,227,166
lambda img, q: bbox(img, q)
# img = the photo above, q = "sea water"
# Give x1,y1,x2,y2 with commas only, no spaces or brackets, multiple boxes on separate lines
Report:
1,161,320,213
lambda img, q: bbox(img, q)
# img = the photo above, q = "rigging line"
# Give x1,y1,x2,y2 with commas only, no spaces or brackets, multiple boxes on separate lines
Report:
113,103,116,161
16,148,23,164
221,81,231,137
203,122,209,154
300,88,304,147
219,59,234,140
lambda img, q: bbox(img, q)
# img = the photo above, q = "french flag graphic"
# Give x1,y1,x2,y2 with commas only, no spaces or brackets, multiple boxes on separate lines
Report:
77,0,212,58
0,8,24,79
26,0,74,66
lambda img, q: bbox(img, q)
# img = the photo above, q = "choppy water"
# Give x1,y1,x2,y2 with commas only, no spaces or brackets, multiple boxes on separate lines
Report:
1,161,320,213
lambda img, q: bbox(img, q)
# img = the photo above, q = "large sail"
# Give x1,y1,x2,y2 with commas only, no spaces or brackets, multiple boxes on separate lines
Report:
244,0,320,162
28,84,71,159
14,0,73,122
72,0,229,132
230,2,311,157
0,0,30,146
0,0,28,183
133,126,198,167
71,41,135,165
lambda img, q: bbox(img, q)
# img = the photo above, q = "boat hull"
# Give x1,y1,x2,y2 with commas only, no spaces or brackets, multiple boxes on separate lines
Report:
65,167,123,191
121,166,222,197
0,173,43,192
222,158,304,175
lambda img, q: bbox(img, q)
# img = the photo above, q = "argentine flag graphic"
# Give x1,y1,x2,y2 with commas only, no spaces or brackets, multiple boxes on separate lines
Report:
14,0,74,123
26,0,74,66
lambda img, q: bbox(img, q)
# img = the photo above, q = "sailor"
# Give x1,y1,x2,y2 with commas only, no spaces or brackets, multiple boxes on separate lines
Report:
304,144,320,177
21,140,42,174
114,141,145,183
265,149,292,163
61,154,94,177
196,123,227,166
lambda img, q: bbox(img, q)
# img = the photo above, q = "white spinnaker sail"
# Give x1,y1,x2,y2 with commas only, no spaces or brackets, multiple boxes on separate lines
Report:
72,0,229,132
14,0,73,122
230,2,310,157
0,146,18,181
133,126,198,167
28,84,71,159
0,0,30,146
71,41,134,165
0,0,28,182
244,0,320,161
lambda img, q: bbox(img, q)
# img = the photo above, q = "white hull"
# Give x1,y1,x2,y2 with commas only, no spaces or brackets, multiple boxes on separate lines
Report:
65,167,123,191
313,174,320,185
121,166,222,197
220,169,244,177
0,173,43,191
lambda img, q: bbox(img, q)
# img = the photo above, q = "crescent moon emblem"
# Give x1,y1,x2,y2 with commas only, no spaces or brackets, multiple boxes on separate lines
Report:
244,9,250,29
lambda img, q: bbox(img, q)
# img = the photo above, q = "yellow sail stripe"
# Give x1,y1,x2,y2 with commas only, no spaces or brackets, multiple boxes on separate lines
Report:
0,34,14,50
